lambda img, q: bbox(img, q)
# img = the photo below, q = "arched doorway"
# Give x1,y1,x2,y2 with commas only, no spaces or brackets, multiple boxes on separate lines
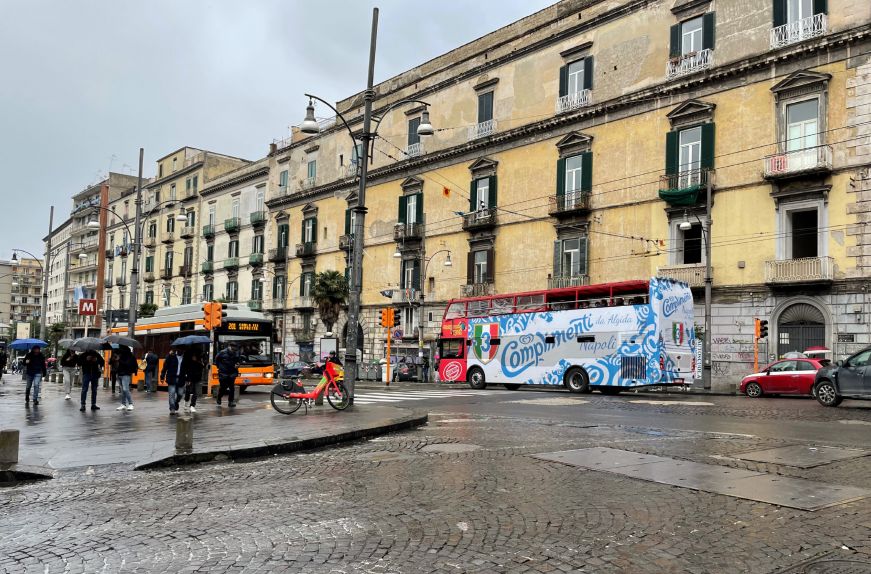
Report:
777,302,825,357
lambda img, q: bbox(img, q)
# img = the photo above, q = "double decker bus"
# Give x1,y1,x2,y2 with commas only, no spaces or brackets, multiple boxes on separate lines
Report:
109,303,275,394
437,278,695,393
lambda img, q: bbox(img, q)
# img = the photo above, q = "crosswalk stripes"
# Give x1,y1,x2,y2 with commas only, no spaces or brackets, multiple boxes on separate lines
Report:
351,389,501,405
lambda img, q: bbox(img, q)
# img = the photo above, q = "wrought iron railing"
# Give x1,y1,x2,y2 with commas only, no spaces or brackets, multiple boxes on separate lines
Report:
461,283,495,297
765,256,834,283
555,89,593,114
462,207,497,230
666,49,713,80
763,145,832,178
656,264,710,288
467,119,497,141
393,222,424,241
770,13,827,49
548,190,592,215
406,142,424,158
547,275,590,289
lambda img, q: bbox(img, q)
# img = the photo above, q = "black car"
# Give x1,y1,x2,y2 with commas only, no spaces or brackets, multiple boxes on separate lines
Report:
813,347,871,406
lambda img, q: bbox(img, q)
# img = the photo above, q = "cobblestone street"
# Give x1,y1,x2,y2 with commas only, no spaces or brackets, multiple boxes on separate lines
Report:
2,388,871,573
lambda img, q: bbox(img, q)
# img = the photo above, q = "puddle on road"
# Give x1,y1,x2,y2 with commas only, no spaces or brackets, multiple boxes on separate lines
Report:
629,400,715,406
838,419,871,426
508,398,590,406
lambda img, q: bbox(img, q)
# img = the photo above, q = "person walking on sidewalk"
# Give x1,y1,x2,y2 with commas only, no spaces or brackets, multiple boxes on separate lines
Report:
160,348,182,415
182,348,204,413
144,350,159,392
77,349,103,411
60,349,78,400
0,347,8,382
108,352,119,394
115,346,138,411
214,343,240,407
23,346,47,406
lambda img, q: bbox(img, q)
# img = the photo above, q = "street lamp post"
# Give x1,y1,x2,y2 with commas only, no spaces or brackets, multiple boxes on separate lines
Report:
417,249,452,382
679,176,713,390
299,7,434,405
11,243,51,342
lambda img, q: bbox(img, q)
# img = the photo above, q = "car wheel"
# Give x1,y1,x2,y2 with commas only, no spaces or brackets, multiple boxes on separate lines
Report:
564,367,589,394
745,382,763,398
815,380,842,407
467,367,486,390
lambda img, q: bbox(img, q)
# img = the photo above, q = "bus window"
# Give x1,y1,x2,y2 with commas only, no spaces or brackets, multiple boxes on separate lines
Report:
439,339,464,359
216,335,272,365
491,297,514,315
516,294,546,312
445,302,466,320
468,299,489,317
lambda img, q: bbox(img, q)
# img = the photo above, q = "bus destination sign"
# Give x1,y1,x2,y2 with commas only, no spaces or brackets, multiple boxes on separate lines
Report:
216,321,271,335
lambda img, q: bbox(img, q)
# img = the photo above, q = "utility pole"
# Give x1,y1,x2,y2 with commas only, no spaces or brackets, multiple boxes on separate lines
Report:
40,206,54,341
703,174,713,390
128,148,144,339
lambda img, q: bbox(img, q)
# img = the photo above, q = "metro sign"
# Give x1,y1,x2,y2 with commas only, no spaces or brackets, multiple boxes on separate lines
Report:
78,298,97,316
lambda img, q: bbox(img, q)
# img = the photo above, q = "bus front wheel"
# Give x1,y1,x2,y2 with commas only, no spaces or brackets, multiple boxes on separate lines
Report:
564,367,590,394
468,367,486,390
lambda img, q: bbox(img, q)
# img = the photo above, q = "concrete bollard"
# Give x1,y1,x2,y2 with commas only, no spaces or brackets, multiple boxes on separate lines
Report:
0,429,20,464
175,417,193,452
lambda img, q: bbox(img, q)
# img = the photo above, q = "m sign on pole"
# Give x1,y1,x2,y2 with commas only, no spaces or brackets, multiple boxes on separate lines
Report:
78,299,97,316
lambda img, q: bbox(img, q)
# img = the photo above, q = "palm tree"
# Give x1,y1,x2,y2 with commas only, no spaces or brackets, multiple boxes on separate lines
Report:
312,270,349,334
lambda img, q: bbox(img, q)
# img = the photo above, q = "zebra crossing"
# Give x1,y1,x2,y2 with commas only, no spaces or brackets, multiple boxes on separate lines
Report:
351,388,502,405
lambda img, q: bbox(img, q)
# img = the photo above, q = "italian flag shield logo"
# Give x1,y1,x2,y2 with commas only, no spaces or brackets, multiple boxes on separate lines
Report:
472,323,499,364
672,322,684,345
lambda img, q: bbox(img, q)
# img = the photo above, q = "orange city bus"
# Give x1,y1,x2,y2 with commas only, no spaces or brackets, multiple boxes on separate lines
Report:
109,303,275,395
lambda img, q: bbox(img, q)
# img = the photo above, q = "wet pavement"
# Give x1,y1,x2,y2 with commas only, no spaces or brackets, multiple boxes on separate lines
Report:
3,379,871,572
0,375,424,470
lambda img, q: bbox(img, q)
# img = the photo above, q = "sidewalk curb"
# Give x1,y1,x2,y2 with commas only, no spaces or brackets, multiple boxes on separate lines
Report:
134,409,428,471
0,463,54,484
354,381,741,396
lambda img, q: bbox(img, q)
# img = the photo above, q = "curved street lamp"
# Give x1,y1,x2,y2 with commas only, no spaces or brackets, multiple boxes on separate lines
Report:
299,8,436,404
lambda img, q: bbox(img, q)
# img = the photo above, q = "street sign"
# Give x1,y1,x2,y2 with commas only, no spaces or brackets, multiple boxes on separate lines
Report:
78,298,97,316
393,329,403,340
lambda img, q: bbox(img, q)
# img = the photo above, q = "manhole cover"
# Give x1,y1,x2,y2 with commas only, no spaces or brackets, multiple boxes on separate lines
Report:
420,443,480,453
780,559,871,573
733,445,869,469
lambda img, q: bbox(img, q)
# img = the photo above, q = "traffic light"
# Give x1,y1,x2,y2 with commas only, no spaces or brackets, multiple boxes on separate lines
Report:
392,308,401,328
754,318,760,339
212,303,228,329
380,308,390,327
202,302,214,330
758,319,769,339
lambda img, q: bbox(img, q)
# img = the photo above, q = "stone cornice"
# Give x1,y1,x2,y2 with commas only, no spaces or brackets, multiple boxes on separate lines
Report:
200,167,269,198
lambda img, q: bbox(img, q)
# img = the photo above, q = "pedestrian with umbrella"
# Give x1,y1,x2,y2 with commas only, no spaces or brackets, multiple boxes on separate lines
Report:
182,347,206,413
114,345,138,411
160,348,182,415
23,345,47,406
73,340,105,412
59,348,78,400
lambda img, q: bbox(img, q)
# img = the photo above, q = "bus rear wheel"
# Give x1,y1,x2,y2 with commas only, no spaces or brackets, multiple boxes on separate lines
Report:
468,367,486,390
564,367,589,394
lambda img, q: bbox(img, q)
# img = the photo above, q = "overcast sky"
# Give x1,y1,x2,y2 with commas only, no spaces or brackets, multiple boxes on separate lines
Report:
0,0,555,260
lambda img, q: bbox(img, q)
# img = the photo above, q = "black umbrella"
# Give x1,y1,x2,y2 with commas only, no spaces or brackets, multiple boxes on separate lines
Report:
102,335,142,349
70,337,110,352
58,338,75,349
171,335,212,347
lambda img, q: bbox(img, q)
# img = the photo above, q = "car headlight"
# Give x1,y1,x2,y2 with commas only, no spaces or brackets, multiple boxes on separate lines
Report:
265,372,273,379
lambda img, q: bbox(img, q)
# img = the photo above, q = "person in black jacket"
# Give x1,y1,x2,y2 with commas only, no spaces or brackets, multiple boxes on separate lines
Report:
77,349,103,411
160,349,182,414
182,348,205,413
214,343,240,407
144,351,159,392
0,347,8,381
23,346,47,406
114,346,138,411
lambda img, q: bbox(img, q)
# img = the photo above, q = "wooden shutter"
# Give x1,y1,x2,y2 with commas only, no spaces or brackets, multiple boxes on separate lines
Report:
344,209,351,235
311,217,318,243
702,13,715,51
773,0,786,27
579,236,589,276
300,273,305,296
581,152,593,193
412,260,421,291
552,241,561,277
398,195,407,224
300,220,306,243
583,56,593,90
665,131,679,175
467,252,474,284
469,179,477,212
669,24,681,58
415,193,423,224
279,224,288,247
701,123,716,170
558,65,568,98
488,176,497,208
813,0,827,14
556,158,566,196
486,249,495,283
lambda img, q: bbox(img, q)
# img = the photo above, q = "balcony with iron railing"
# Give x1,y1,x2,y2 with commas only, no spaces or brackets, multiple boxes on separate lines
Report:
548,190,592,217
339,234,353,250
266,297,286,312
201,261,214,274
555,89,593,114
115,277,127,287
105,249,115,260
224,217,241,233
143,272,156,283
770,13,826,49
291,327,315,342
293,296,315,310
765,256,834,285
462,207,497,231
161,231,175,244
666,49,713,80
223,257,239,271
406,142,424,158
656,264,711,288
143,235,157,249
179,225,195,239
178,265,193,278
303,176,316,189
296,242,316,258
268,246,288,263
391,288,419,305
763,145,832,179
249,252,264,267
160,267,173,280
250,211,267,227
247,299,263,312
467,119,497,141
658,168,712,206
202,224,216,239
393,222,424,242
547,274,590,289
461,283,495,297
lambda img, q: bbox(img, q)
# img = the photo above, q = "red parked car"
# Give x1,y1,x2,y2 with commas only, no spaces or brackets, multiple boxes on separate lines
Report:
740,358,831,397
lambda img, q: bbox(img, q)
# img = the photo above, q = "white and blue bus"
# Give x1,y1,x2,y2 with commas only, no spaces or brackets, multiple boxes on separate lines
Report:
437,278,696,393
